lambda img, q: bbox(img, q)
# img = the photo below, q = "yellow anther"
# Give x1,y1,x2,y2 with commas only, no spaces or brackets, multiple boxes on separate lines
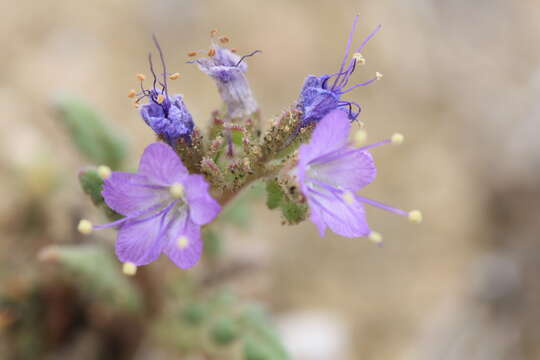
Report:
177,236,189,249
156,94,165,104
187,51,198,57
97,165,112,180
391,133,404,145
208,48,216,57
219,36,230,44
353,52,366,65
122,262,137,276
354,129,367,147
210,28,218,37
368,231,383,244
169,72,180,80
375,72,383,80
136,73,146,81
408,210,423,224
78,219,93,235
169,183,184,199
342,191,355,205
230,48,237,53
127,89,137,98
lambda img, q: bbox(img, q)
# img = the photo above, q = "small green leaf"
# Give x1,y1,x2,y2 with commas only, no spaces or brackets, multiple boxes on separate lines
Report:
265,180,284,210
181,303,207,326
78,169,104,205
231,129,244,146
54,95,127,169
243,337,271,360
280,201,308,224
210,317,239,346
41,244,143,312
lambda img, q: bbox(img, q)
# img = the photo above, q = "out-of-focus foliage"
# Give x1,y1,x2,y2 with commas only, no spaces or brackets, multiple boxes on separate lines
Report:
54,95,127,169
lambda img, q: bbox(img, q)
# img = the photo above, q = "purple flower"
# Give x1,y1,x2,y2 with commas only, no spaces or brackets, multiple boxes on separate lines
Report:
138,36,194,145
85,142,220,268
297,16,382,126
295,109,416,239
192,45,260,119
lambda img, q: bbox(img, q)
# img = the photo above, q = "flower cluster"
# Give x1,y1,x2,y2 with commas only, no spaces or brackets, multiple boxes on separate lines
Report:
297,16,382,126
78,19,420,271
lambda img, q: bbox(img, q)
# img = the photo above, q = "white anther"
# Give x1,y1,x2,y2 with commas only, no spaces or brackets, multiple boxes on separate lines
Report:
97,165,112,180
177,236,189,249
368,231,383,244
169,183,184,199
391,133,404,145
354,129,368,147
375,72,383,80
122,262,137,276
353,52,366,65
408,210,423,224
77,219,93,235
342,191,355,205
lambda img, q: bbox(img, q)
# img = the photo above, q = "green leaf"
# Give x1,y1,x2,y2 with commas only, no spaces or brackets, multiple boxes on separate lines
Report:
243,337,272,360
42,244,143,312
265,179,284,210
231,129,244,146
181,303,207,326
210,317,239,345
54,95,127,169
280,201,308,224
78,169,104,205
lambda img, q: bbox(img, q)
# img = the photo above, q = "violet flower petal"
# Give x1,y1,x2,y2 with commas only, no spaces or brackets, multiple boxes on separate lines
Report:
138,142,188,185
102,172,168,217
163,213,203,269
184,174,222,225
307,188,370,237
115,215,166,266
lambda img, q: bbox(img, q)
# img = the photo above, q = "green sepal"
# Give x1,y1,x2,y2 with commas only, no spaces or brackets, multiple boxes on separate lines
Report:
280,201,308,225
78,169,104,205
78,168,122,220
265,179,284,210
231,129,244,146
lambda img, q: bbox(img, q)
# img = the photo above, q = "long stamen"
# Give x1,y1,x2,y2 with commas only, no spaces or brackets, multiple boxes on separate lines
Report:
331,15,360,90
354,24,382,54
309,179,410,218
148,53,159,97
83,201,173,233
354,194,408,216
152,34,169,98
335,59,358,91
234,49,262,67
338,74,380,94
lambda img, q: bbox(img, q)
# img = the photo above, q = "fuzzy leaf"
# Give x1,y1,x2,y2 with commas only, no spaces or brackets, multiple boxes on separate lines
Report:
210,317,239,345
54,95,127,169
41,244,142,312
265,180,284,210
280,201,308,224
78,169,104,205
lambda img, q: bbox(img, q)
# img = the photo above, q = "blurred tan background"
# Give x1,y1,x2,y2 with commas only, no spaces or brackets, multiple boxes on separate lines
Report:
2,0,540,359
